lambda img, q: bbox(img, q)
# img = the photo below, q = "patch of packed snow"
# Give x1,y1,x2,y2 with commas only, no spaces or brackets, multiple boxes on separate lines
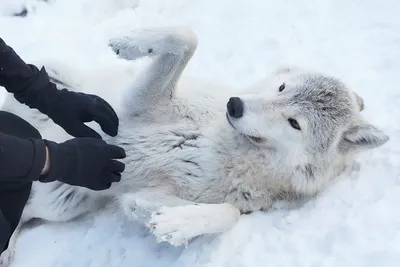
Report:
1,0,400,266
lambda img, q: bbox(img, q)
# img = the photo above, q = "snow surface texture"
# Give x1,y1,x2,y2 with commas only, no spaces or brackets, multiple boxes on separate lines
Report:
1,0,400,266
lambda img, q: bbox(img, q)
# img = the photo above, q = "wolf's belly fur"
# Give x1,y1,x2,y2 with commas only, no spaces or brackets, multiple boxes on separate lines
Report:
105,118,227,202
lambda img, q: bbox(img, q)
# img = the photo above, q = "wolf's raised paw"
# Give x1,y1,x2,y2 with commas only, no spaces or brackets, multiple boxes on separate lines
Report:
108,36,157,61
108,28,198,61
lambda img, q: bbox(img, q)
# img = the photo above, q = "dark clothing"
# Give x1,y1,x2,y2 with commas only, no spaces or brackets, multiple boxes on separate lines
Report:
41,138,125,190
0,111,41,252
0,37,125,255
0,111,126,253
0,39,48,184
0,38,119,140
0,210,11,252
0,116,46,184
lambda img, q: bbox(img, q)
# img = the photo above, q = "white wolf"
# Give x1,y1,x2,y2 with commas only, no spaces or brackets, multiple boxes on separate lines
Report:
0,27,389,264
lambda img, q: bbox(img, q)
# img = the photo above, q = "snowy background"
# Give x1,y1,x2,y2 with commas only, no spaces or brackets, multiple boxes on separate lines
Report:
1,0,400,266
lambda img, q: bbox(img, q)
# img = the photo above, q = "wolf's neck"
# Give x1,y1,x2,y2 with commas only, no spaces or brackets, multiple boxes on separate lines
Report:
197,118,291,208
205,118,279,183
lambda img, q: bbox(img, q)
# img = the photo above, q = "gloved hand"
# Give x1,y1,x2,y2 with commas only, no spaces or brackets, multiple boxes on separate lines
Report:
0,37,119,139
14,68,119,139
39,138,126,191
30,81,119,139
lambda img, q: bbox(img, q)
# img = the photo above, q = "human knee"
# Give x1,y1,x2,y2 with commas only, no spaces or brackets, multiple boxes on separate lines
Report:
0,111,41,139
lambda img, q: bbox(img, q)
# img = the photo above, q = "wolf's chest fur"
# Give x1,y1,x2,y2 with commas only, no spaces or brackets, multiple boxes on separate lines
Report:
110,113,283,212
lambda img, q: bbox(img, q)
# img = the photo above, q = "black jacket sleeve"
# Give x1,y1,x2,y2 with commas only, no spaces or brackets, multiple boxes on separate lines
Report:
0,132,47,183
0,37,69,119
0,38,48,183
0,37,50,100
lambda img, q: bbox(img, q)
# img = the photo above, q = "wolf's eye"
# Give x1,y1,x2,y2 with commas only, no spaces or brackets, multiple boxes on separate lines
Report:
288,118,301,130
278,83,286,92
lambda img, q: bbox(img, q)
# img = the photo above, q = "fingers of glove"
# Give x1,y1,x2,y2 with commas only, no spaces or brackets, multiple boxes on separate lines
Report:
92,95,119,127
90,182,112,191
110,172,122,183
108,159,125,173
98,97,119,126
102,172,122,186
106,145,126,159
65,123,102,139
92,107,118,137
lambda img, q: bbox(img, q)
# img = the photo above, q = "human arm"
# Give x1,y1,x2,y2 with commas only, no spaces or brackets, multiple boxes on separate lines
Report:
39,138,126,190
0,131,126,191
0,37,119,139
0,132,47,183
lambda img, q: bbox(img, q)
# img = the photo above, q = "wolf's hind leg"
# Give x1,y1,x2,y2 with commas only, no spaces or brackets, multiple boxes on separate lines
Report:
23,182,104,223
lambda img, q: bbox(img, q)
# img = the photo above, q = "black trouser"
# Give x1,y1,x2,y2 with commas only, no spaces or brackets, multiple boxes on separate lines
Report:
0,111,41,253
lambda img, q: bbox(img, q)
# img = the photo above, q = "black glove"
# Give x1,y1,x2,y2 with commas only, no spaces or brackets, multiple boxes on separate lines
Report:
0,37,119,139
25,80,119,139
39,138,126,191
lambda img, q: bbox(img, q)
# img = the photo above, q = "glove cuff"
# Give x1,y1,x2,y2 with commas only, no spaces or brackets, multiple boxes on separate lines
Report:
26,138,47,182
38,139,63,183
39,139,81,185
13,66,60,113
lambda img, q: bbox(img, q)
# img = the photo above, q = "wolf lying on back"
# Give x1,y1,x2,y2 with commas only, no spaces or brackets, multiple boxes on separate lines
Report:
1,27,389,249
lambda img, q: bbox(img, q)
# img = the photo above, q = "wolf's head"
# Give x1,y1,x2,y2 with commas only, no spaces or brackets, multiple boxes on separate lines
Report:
225,67,389,195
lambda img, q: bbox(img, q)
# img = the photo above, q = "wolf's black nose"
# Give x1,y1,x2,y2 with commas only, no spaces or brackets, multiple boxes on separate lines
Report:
227,97,244,118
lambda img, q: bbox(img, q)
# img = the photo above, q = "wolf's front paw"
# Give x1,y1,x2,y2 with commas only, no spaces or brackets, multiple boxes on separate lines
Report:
146,205,198,247
146,203,240,247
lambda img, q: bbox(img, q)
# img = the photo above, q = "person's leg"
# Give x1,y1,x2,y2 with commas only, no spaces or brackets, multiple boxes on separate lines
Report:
0,111,41,139
0,111,41,252
0,210,11,252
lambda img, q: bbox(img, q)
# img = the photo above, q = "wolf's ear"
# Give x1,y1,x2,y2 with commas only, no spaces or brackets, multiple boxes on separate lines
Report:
339,121,389,153
353,91,365,112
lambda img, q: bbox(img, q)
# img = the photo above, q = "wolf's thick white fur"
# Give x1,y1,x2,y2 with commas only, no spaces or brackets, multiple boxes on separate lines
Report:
0,27,389,264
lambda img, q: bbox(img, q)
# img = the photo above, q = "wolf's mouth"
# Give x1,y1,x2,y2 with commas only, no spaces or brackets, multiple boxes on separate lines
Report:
246,135,267,143
226,112,237,129
226,112,267,144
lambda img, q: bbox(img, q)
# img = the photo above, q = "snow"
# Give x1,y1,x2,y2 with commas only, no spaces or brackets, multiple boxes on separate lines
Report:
1,0,400,266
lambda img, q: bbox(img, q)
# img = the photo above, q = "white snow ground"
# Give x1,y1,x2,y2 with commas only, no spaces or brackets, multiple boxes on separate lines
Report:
1,0,400,266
